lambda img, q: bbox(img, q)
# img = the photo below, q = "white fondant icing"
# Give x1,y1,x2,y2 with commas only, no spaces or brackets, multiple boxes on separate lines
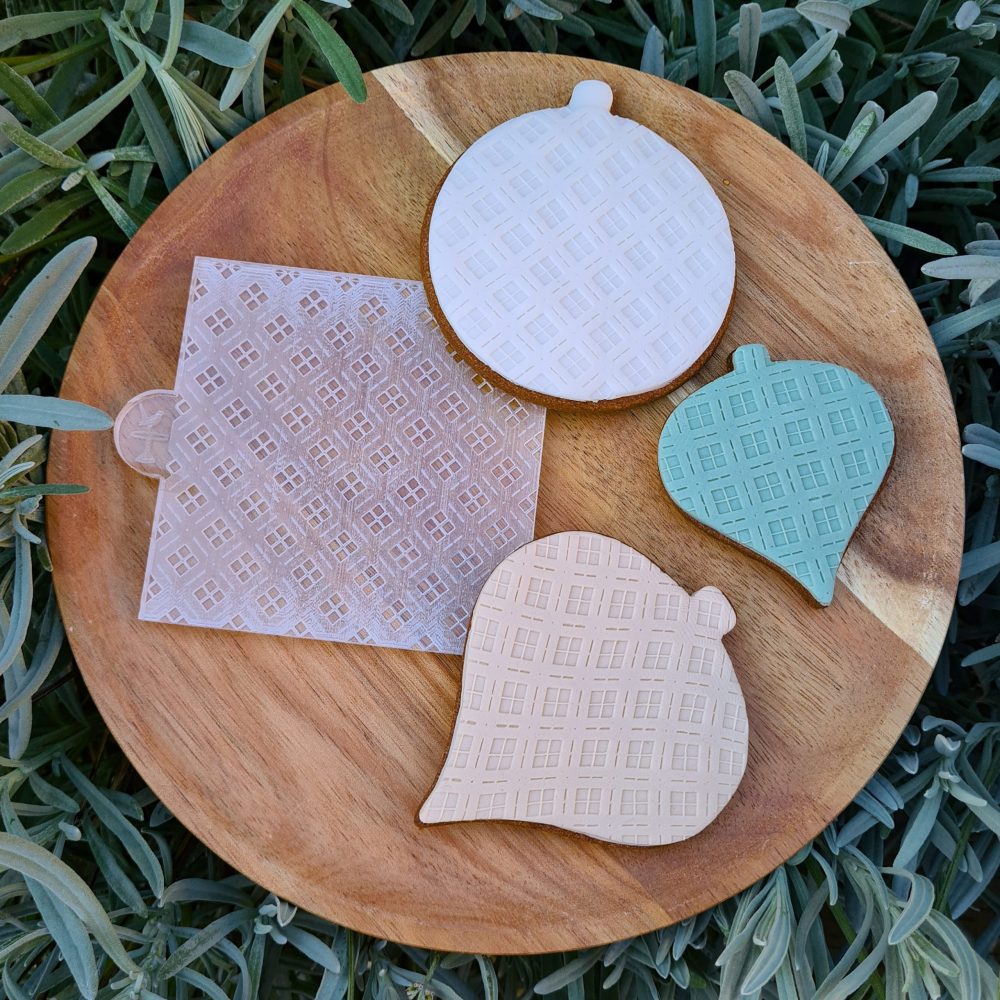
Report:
426,80,736,404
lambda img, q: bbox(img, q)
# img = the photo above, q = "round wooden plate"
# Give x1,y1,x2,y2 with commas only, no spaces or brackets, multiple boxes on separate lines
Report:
48,53,963,954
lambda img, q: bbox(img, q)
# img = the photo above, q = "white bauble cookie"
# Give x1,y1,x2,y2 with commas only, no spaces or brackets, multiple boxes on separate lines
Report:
423,80,736,410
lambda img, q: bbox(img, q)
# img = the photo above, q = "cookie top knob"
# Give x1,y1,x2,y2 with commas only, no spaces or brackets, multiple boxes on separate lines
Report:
422,80,736,410
567,79,613,111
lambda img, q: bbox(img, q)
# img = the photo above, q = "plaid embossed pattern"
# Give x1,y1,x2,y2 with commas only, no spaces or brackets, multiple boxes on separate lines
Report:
658,345,894,605
139,258,545,653
426,88,735,404
420,532,748,846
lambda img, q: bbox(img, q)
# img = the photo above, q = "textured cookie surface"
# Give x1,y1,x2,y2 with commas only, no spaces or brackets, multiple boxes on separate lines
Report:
420,531,748,846
425,80,735,406
658,345,894,605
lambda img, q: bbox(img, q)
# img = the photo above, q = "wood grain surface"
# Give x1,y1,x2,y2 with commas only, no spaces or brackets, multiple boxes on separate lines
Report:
47,52,963,954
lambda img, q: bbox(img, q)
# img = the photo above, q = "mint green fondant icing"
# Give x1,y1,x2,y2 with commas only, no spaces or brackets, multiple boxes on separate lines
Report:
658,345,894,605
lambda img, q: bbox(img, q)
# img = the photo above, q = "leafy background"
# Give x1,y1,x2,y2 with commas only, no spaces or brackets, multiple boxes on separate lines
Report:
0,0,998,997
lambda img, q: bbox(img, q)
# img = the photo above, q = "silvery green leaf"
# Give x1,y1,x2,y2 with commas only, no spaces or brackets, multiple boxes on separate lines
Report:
724,71,779,136
924,911,982,1000
883,869,934,944
166,69,249,139
932,299,1000,346
0,10,101,52
758,29,837,89
508,0,563,20
796,0,852,34
161,0,185,70
369,0,415,26
29,879,99,998
965,240,1000,256
159,878,254,907
0,236,94,395
147,14,256,69
175,968,234,1000
968,138,1000,166
0,527,31,681
911,936,961,983
275,897,297,926
672,919,695,959
962,642,1000,665
814,917,888,1000
241,34,270,120
85,173,139,237
923,255,1000,281
28,772,78,816
220,0,295,111
85,146,155,171
852,788,894,827
0,167,65,214
640,26,665,77
60,756,164,898
958,791,1000,835
922,77,1000,164
717,883,774,971
861,216,956,255
0,832,139,974
292,0,368,103
790,886,825,994
0,61,59,129
0,122,81,170
622,0,654,33
893,782,942,868
283,926,342,973
475,955,498,1000
152,65,212,167
963,443,1000,469
955,0,981,28
0,593,61,733
2,958,33,1000
82,821,147,916
692,0,716,94
0,61,145,188
0,188,95,254
534,950,601,994
1,105,21,151
737,3,762,77
833,91,937,190
740,876,791,994
158,910,253,978
812,139,829,174
0,395,111,431
773,57,807,158
108,38,185,190
601,938,631,966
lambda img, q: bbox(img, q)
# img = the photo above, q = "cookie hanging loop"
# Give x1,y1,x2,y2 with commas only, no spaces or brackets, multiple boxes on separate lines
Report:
731,344,772,372
568,80,613,113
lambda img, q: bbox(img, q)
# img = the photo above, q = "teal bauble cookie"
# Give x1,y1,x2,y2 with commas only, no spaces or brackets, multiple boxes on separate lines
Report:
658,345,894,605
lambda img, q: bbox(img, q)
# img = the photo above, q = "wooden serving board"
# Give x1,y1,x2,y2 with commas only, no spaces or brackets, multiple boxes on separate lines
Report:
48,53,963,954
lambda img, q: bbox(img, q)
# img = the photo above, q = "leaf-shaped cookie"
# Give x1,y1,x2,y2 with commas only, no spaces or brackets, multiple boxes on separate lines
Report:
658,345,894,606
420,531,748,846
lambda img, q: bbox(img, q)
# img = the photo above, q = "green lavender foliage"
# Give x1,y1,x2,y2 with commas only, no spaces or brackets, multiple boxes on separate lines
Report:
0,0,998,997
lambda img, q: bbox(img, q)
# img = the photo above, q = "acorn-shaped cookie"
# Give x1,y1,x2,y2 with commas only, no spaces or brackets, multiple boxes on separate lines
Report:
658,345,895,605
420,532,748,846
422,81,736,410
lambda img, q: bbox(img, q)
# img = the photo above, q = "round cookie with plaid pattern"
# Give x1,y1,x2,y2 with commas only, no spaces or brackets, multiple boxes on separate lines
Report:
421,80,736,410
